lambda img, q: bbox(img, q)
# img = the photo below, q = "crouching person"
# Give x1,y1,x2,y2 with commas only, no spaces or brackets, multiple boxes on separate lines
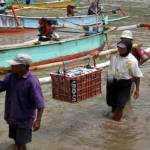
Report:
106,39,143,121
0,54,45,150
38,18,59,42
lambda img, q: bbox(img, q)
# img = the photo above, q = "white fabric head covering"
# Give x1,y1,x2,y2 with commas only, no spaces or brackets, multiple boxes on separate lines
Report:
8,54,32,66
120,30,133,40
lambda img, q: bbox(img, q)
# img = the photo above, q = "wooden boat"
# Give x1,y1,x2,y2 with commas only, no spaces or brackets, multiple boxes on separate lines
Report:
0,31,106,71
0,13,129,29
12,0,76,8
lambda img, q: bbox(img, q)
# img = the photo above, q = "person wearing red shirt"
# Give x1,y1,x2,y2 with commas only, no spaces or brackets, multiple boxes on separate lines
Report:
38,18,58,41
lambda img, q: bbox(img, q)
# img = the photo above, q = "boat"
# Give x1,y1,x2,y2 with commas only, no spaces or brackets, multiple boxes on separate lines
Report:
0,30,107,72
0,23,149,74
0,1,129,33
0,13,129,29
12,0,76,8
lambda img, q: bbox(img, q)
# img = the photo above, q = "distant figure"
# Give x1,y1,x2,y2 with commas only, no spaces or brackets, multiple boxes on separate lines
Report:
26,0,31,5
120,30,150,65
38,18,59,41
0,0,7,13
88,0,101,15
67,5,76,16
139,23,150,30
0,54,45,150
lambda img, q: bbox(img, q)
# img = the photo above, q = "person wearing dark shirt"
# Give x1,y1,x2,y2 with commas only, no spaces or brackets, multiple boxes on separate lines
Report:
88,0,101,15
26,0,31,5
0,0,8,14
0,54,45,150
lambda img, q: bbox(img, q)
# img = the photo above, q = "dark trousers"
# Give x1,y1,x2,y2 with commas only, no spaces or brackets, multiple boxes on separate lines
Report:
38,35,52,41
106,78,132,108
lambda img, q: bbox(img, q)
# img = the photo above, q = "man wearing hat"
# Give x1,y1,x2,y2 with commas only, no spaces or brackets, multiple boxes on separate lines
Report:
0,54,45,150
106,39,143,121
120,30,150,65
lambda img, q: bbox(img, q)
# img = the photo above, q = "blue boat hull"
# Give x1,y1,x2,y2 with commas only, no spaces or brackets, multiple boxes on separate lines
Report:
0,14,103,29
0,33,106,69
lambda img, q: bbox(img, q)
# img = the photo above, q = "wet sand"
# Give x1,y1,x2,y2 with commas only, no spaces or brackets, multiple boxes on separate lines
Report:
0,0,150,150
0,64,150,150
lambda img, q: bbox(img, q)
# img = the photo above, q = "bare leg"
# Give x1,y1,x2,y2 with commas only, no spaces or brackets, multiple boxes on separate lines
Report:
16,145,27,150
112,106,116,113
112,107,124,121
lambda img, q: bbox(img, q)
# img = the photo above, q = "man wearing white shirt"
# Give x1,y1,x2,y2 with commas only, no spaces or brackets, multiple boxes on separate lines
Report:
106,39,143,121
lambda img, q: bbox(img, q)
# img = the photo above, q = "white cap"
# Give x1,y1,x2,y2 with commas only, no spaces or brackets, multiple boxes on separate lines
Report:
120,30,133,40
8,54,32,66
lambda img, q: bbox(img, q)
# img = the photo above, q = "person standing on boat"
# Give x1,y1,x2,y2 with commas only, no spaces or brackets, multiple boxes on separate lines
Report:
88,0,101,15
38,18,59,41
0,0,8,13
120,30,150,65
0,54,45,150
26,0,31,5
106,39,143,121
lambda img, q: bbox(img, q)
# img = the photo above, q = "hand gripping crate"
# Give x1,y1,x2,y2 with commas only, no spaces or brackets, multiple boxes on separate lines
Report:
50,67,101,103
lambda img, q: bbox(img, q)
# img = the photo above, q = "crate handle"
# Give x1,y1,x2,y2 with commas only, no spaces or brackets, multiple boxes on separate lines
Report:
57,61,66,75
85,56,96,68
62,61,66,75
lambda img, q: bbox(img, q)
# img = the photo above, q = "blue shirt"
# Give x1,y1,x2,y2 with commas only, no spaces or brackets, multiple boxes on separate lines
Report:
0,71,45,129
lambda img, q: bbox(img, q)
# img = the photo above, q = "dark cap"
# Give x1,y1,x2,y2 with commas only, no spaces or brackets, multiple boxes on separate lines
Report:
117,38,132,52
117,42,127,49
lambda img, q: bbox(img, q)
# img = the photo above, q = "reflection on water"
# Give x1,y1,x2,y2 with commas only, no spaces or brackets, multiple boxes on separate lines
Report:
0,0,150,150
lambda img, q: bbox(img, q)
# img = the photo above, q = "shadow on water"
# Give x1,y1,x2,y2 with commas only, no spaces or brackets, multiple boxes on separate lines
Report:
0,0,150,150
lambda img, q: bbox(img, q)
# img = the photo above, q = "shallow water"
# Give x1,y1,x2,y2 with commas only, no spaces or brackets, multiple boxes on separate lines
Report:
0,0,150,150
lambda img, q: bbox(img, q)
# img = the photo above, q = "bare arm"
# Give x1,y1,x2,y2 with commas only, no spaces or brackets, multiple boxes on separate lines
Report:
132,77,140,99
